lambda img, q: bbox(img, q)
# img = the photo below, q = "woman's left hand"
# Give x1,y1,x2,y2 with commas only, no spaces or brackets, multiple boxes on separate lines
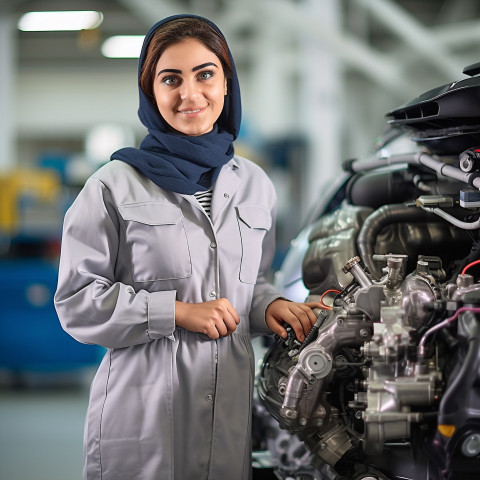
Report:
265,299,322,342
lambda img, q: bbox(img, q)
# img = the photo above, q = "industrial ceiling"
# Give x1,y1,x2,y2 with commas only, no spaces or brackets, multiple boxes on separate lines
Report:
4,0,480,95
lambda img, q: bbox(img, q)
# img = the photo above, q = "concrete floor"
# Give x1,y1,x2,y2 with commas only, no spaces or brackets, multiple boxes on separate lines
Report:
0,386,89,480
0,386,276,480
0,339,274,480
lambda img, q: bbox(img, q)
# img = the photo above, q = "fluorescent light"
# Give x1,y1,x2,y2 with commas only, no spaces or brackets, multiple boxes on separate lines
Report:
18,11,103,32
101,35,145,59
86,124,135,165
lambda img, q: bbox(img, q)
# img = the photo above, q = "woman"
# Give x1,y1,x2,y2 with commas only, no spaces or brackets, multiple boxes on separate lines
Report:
54,14,319,480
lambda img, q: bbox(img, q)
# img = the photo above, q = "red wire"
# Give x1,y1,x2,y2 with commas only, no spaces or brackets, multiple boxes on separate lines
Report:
320,289,341,310
461,259,480,275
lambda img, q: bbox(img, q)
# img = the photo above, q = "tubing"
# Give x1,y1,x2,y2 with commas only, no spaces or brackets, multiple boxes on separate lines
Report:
420,206,480,230
356,204,435,280
418,306,480,357
348,151,480,191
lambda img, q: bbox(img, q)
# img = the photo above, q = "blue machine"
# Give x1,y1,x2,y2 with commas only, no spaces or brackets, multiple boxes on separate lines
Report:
0,258,103,374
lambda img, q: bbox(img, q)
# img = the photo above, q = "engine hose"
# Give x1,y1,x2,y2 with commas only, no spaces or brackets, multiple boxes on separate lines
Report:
298,309,329,353
356,204,436,280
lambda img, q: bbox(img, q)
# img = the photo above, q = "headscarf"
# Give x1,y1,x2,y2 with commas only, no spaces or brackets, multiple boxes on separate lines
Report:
111,14,242,194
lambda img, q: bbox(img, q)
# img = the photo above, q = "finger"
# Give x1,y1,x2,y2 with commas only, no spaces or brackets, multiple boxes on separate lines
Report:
215,319,228,337
268,320,287,339
283,315,305,342
206,325,220,340
299,305,316,332
304,302,324,311
301,302,324,324
300,304,319,326
226,302,240,324
223,314,238,335
287,305,313,338
217,298,240,325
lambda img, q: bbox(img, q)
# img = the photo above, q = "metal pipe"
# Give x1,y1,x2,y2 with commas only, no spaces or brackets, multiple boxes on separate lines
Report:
418,306,480,357
349,151,480,191
419,206,480,230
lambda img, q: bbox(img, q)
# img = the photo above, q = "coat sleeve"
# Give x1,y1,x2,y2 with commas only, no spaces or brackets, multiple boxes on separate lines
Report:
249,182,283,336
54,177,176,349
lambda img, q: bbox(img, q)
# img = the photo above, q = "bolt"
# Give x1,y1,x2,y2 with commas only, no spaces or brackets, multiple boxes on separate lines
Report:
282,408,297,419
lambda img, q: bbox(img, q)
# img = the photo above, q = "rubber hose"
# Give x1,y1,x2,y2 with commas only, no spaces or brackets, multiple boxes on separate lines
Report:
356,204,436,280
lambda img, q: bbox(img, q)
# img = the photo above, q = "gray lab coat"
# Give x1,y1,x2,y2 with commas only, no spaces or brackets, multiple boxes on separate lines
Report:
54,157,281,480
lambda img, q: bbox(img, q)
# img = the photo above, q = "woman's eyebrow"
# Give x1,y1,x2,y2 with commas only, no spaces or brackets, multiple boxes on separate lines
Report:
157,62,218,76
157,68,182,76
192,62,218,72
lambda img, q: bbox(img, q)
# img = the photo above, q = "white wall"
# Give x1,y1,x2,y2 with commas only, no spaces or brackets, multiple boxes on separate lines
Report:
15,67,143,139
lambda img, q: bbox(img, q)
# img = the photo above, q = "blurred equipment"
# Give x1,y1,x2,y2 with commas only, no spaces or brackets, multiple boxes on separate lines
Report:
0,165,102,387
257,62,480,479
0,259,102,386
0,168,61,235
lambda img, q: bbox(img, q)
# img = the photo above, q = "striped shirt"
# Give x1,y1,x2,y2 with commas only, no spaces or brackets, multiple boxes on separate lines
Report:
194,189,213,217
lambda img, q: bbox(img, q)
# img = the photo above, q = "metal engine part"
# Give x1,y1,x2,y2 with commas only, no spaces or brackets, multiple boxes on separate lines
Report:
259,240,480,479
258,63,480,480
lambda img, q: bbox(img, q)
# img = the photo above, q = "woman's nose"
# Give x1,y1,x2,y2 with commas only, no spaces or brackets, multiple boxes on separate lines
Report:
180,80,200,100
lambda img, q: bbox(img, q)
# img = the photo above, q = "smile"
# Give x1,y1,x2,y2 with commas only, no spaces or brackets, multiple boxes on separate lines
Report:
179,107,206,114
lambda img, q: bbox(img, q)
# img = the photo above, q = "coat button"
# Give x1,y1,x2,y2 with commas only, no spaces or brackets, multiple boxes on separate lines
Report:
224,193,229,198
209,291,216,298
206,394,214,402
210,241,217,249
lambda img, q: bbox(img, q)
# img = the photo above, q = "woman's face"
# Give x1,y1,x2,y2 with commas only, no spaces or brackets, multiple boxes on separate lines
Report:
153,38,227,136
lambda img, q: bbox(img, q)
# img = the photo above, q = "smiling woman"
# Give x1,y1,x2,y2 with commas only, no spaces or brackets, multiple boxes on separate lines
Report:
139,16,233,101
153,39,227,136
54,13,321,480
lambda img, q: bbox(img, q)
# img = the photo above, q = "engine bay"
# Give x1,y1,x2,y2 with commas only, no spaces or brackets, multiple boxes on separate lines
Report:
256,62,480,480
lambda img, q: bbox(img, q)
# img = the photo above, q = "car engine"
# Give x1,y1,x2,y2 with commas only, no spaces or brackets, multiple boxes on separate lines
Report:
256,62,480,480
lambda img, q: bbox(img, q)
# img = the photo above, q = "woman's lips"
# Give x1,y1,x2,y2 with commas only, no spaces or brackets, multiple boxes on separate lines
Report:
178,106,207,115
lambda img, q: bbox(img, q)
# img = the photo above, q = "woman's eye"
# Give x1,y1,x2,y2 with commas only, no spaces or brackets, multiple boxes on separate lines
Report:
162,76,178,86
198,71,214,80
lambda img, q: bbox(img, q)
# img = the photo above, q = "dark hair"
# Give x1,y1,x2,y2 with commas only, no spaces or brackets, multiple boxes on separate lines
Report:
140,17,233,99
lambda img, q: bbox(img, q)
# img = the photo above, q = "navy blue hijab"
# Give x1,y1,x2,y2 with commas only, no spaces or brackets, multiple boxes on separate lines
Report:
111,14,242,194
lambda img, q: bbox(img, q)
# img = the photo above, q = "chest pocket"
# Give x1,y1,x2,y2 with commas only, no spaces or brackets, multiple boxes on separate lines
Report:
118,202,192,282
236,205,272,284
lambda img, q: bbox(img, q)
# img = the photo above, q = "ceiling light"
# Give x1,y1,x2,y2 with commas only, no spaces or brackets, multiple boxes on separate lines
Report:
18,11,103,32
101,36,145,59
85,124,135,165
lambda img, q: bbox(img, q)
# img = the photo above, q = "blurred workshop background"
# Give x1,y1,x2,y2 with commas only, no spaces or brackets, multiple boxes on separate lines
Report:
1,1,480,479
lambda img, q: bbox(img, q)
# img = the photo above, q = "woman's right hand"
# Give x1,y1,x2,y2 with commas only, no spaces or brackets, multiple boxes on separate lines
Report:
175,298,240,339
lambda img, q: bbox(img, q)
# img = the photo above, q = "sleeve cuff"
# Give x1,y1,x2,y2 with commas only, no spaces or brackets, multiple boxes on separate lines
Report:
147,290,177,340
